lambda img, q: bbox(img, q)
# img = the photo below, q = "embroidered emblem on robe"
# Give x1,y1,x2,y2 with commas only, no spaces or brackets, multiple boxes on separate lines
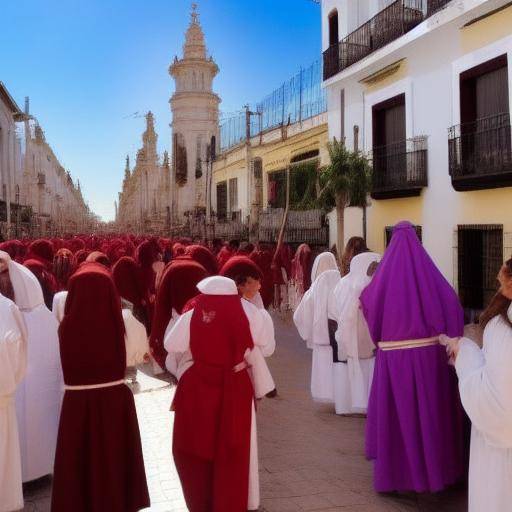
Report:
202,310,216,324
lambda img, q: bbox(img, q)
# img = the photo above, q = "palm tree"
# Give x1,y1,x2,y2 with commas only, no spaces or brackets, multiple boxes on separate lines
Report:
319,138,372,257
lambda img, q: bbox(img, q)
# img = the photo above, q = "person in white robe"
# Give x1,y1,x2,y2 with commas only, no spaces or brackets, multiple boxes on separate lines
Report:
0,293,27,512
0,250,62,483
293,252,340,402
441,280,512,511
53,290,149,368
329,252,381,414
164,276,276,512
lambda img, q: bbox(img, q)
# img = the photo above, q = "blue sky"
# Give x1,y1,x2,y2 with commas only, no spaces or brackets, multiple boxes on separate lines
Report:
1,0,321,221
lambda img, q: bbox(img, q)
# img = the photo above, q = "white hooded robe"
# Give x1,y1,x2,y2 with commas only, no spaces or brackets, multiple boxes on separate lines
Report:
0,294,27,512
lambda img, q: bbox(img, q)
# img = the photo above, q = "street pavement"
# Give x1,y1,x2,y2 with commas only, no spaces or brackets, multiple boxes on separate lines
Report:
21,313,467,511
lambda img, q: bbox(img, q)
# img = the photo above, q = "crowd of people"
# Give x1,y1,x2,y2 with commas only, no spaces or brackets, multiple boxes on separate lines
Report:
0,220,511,511
293,222,512,512
0,232,315,512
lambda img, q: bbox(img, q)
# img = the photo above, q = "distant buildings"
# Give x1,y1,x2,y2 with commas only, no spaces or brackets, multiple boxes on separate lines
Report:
115,4,330,247
116,112,171,234
0,84,94,239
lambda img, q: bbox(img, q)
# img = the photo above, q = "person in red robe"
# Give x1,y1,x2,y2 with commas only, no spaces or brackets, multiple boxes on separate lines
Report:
23,258,58,310
149,259,207,371
112,256,152,333
250,243,274,309
26,239,55,270
53,248,75,291
184,244,218,276
169,276,256,511
217,239,239,269
85,251,112,268
51,263,149,512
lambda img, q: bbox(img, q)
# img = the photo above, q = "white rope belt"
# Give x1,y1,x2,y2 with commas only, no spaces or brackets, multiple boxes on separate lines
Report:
0,395,13,408
233,361,249,373
378,337,439,351
64,379,126,391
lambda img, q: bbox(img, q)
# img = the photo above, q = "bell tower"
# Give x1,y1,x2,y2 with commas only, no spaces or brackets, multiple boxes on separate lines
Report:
169,3,220,223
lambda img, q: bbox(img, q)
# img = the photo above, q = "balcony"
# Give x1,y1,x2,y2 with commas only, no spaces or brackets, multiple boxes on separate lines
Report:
448,113,512,191
323,0,424,81
371,136,428,199
427,0,452,17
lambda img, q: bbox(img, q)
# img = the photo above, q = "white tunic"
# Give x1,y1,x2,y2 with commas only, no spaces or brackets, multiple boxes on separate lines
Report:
164,276,276,511
329,253,381,414
456,311,512,512
0,251,64,483
0,295,27,512
294,269,341,402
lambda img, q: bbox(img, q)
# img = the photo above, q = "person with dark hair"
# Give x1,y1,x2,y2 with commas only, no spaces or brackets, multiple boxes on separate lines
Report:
340,236,368,276
220,256,264,308
441,257,512,511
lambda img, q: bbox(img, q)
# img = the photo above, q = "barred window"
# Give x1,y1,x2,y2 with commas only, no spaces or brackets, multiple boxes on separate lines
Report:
458,224,503,313
216,181,227,221
228,177,238,212
385,225,422,247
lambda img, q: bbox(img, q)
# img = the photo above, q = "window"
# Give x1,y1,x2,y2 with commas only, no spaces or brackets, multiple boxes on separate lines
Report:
228,177,238,212
216,181,227,221
385,225,422,247
457,225,503,316
460,54,509,125
456,55,511,182
328,9,339,47
372,94,407,189
268,170,287,209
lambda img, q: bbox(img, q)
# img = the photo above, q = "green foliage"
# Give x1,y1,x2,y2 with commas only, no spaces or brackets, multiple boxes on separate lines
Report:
318,138,372,210
289,161,319,211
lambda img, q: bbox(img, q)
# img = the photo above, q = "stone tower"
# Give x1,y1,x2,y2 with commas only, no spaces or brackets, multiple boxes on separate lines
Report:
169,3,220,223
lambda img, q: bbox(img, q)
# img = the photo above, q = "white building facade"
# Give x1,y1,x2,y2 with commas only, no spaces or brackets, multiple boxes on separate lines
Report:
0,84,93,238
322,0,512,318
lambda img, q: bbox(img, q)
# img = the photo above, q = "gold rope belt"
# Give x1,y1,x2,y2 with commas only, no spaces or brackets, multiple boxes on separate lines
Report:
378,337,439,351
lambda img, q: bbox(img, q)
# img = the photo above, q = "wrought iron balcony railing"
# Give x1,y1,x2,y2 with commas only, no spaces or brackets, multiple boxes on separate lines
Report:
371,136,428,199
323,0,424,80
448,112,512,191
426,0,452,17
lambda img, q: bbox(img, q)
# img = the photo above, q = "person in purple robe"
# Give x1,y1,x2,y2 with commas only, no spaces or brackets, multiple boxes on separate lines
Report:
360,221,466,493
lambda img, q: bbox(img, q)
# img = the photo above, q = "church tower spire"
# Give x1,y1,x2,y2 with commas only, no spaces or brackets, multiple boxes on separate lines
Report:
124,155,131,180
169,2,220,222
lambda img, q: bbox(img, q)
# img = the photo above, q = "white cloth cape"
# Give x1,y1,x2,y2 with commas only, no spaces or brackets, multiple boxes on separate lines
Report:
0,251,64,483
0,295,27,512
294,269,341,402
52,291,149,366
310,251,338,283
456,305,512,512
331,252,381,414
164,276,275,510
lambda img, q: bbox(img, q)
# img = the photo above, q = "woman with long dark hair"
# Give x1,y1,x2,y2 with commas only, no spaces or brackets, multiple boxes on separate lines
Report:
442,257,512,512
